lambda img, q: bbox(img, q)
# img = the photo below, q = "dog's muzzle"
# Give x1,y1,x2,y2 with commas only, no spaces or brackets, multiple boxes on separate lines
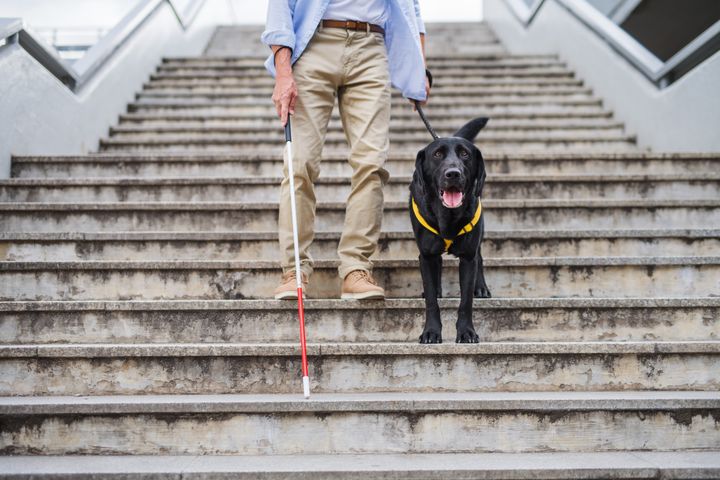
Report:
440,168,465,208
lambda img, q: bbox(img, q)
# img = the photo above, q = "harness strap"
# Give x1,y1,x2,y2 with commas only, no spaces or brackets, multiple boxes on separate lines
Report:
411,197,482,252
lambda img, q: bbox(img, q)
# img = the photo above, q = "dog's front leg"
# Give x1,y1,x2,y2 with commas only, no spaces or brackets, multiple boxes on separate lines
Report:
457,255,480,343
474,245,492,298
419,253,443,344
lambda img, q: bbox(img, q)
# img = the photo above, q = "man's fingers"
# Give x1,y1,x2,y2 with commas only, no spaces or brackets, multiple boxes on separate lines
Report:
289,91,297,115
280,101,289,126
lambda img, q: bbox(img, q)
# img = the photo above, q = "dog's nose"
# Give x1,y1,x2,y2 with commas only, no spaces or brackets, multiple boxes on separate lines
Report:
444,168,462,180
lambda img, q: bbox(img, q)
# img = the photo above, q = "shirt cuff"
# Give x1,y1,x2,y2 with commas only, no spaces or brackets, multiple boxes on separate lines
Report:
260,29,296,51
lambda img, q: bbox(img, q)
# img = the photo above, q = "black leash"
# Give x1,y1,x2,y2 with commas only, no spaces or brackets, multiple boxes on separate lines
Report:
414,101,439,140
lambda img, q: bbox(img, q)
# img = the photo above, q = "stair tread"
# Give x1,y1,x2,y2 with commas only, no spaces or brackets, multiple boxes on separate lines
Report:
2,228,717,240
2,390,719,414
1,451,718,478
11,151,720,162
2,199,718,209
4,340,720,358
2,256,718,269
2,296,719,311
2,173,719,185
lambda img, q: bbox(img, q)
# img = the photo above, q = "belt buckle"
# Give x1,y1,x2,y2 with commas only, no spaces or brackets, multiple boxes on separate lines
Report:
345,20,355,31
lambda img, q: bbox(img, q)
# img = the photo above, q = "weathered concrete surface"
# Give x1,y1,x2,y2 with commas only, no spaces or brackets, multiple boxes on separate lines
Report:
1,230,718,261
2,174,718,202
2,200,719,232
11,152,720,178
1,298,717,344
3,391,719,414
2,451,720,479
1,257,717,300
1,408,718,454
1,342,718,394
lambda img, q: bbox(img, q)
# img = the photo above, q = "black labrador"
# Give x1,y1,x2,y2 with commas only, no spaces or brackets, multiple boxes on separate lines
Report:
409,117,491,344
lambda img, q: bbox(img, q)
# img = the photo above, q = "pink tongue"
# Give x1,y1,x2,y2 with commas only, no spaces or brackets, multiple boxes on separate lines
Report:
443,190,463,207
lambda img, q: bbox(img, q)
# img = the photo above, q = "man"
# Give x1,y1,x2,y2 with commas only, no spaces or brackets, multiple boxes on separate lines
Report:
262,0,430,300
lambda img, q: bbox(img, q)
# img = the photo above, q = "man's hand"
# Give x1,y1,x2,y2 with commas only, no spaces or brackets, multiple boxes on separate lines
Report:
271,46,297,126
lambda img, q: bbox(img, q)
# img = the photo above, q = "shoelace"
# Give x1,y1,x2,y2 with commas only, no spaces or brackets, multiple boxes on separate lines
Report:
282,271,305,283
351,270,377,285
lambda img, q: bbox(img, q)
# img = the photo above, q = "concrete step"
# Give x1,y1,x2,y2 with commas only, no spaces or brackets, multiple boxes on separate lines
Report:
150,66,575,79
107,126,628,141
128,96,602,109
166,53,552,64
2,229,717,262
1,200,716,232
155,61,571,75
4,393,718,456
97,135,637,153
145,76,586,88
2,451,719,479
1,257,718,300
12,153,717,178
104,130,630,145
123,105,612,120
166,53,550,65
141,83,593,97
137,89,597,103
6,174,715,202
116,116,622,131
1,298,717,344
2,342,719,394
148,73,588,86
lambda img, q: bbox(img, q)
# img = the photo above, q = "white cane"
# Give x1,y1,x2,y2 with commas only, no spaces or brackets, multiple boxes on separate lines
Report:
284,117,311,399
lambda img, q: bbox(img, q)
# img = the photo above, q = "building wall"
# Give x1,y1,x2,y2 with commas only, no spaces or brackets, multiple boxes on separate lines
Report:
485,0,720,152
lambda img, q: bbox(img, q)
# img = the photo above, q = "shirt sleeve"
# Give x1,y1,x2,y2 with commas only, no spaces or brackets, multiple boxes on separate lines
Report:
260,0,296,50
413,0,426,35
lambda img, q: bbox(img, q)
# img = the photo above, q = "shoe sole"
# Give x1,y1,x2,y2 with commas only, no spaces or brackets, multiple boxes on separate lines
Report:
341,291,385,300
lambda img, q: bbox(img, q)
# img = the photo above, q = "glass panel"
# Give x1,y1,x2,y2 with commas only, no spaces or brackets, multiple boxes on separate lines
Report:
585,0,720,61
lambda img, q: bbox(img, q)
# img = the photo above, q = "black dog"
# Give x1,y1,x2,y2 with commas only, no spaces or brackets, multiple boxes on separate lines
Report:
409,117,491,344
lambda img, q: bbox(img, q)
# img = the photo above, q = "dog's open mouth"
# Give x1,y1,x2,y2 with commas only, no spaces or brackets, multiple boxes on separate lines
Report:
441,187,464,208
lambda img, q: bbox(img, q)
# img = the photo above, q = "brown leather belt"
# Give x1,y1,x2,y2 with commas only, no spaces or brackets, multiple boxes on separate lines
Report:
321,19,385,35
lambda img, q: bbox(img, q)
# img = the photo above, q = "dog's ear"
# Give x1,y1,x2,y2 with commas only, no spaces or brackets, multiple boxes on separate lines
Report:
453,117,489,142
473,149,487,198
412,149,427,197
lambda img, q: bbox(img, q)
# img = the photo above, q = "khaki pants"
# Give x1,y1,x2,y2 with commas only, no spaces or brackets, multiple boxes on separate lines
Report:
279,27,391,279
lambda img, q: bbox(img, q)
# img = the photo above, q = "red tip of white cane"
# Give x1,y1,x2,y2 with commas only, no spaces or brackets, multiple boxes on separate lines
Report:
302,376,310,399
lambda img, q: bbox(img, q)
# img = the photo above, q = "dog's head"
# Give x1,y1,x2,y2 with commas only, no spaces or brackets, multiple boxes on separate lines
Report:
413,117,488,209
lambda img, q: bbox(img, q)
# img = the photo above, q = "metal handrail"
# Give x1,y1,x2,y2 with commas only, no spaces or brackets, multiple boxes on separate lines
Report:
504,0,545,26
502,0,720,88
0,0,205,92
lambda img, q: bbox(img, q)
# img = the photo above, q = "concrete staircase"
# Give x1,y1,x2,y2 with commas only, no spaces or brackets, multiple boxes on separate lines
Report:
1,23,719,478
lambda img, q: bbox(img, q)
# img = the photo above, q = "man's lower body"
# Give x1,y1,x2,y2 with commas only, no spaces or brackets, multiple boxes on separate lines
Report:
274,26,391,300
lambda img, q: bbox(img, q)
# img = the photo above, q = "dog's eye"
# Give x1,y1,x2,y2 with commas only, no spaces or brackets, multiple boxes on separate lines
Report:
433,150,443,159
459,149,469,159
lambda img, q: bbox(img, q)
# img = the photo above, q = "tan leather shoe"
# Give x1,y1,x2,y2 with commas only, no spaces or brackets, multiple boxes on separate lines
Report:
273,270,308,300
341,270,385,300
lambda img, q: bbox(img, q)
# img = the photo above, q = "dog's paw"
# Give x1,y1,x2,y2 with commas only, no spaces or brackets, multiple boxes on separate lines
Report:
456,327,480,343
474,286,492,298
419,330,442,344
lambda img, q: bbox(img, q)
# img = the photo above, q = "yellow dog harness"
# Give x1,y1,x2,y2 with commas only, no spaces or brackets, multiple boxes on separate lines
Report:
411,197,482,252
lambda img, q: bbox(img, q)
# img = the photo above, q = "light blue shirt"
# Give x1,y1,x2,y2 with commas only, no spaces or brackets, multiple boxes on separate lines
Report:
261,0,427,101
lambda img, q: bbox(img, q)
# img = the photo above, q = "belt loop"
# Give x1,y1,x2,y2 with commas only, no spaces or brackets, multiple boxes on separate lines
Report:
366,22,370,35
